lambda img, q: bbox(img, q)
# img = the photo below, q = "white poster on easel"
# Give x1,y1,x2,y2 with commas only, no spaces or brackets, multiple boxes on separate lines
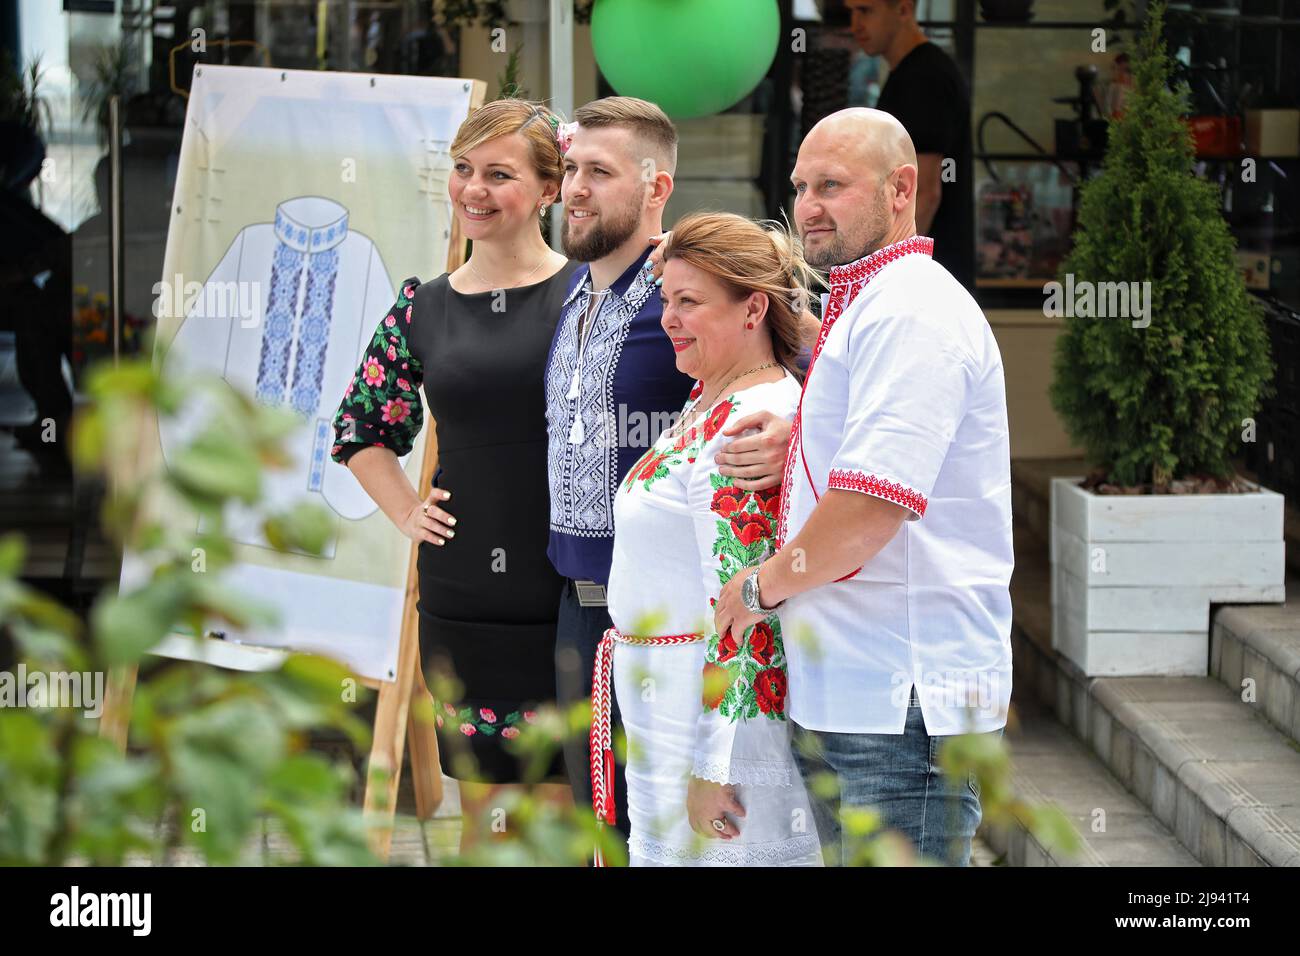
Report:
122,65,477,682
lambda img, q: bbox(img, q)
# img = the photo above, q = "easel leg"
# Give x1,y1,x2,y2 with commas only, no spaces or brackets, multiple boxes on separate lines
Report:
407,657,442,820
99,664,138,752
364,669,410,861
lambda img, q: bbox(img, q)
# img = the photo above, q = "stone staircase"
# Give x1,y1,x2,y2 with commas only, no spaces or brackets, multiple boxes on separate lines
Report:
986,459,1300,867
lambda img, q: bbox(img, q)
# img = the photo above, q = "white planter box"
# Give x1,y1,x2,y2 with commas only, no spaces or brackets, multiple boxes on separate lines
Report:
1049,477,1286,676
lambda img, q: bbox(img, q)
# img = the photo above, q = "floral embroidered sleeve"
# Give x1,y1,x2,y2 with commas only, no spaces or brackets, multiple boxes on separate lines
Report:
685,396,797,788
330,277,425,465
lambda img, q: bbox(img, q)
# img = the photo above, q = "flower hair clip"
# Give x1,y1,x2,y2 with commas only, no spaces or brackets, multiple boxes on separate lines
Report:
553,120,579,155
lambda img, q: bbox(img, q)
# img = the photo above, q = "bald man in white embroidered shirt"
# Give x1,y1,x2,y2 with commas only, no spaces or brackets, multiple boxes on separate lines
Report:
712,108,1013,867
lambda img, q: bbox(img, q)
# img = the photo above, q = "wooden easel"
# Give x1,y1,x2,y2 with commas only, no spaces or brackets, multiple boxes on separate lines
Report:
99,78,488,862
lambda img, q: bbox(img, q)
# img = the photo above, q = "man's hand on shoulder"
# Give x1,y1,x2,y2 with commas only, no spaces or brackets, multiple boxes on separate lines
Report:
716,411,793,491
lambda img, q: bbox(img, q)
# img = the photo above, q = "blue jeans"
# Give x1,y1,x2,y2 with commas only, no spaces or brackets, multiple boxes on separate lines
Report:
791,691,1001,866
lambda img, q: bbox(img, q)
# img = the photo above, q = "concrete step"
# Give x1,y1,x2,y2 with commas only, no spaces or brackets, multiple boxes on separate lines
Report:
982,703,1200,866
1010,523,1300,866
1212,593,1300,744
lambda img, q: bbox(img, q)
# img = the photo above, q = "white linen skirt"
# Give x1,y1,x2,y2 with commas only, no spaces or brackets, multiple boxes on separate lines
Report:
613,641,823,866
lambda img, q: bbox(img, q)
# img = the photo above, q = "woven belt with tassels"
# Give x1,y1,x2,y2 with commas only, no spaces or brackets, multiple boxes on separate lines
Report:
589,626,706,867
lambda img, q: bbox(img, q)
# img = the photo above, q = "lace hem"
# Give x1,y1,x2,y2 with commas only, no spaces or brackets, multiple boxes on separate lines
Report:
628,832,822,867
691,755,794,787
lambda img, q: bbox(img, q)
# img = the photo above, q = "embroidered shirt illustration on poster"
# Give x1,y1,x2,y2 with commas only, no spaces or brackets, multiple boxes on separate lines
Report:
159,196,402,557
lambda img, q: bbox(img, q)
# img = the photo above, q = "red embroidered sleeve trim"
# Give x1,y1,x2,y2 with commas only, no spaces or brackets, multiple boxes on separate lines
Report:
826,469,927,518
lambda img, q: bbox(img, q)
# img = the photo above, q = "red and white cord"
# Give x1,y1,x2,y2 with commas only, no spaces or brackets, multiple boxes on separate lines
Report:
589,626,705,866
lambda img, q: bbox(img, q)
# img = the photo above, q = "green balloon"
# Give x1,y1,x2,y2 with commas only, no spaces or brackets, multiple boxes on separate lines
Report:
591,0,780,119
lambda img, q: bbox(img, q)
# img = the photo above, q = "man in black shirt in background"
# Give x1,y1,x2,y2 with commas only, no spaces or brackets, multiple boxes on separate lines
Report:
847,0,974,289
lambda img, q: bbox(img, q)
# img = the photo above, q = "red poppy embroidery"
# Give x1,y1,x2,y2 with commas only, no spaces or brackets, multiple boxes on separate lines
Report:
754,668,787,715
704,473,790,722
702,400,733,440
638,451,669,480
752,486,781,517
730,511,773,547
748,621,776,667
710,485,748,517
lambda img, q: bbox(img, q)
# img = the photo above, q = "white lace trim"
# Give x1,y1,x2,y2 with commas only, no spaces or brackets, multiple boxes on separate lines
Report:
628,832,823,867
691,755,794,787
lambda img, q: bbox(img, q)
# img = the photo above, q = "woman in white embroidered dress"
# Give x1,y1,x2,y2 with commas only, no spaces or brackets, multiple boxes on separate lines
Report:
594,213,823,865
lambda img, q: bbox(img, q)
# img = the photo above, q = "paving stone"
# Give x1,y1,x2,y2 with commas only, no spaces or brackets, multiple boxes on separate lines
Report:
981,706,1198,867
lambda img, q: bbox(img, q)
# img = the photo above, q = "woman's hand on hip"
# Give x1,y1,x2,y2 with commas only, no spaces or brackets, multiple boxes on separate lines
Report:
401,488,457,546
687,776,746,839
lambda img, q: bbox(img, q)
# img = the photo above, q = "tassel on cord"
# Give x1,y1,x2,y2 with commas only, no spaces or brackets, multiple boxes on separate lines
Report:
568,410,585,445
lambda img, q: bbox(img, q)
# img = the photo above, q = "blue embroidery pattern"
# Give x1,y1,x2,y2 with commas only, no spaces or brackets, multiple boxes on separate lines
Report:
291,246,340,417
256,242,305,408
546,268,657,538
255,201,346,418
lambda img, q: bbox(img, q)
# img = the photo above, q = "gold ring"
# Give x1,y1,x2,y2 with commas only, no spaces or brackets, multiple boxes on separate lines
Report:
422,504,429,516
711,818,726,832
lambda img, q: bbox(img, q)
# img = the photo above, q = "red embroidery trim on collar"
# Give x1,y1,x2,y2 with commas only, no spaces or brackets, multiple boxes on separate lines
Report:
826,235,935,288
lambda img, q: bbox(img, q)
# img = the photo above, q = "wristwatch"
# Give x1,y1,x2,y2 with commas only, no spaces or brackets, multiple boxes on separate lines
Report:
741,565,779,615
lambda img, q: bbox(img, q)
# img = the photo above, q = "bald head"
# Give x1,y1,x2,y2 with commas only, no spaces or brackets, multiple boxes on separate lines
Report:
805,108,916,183
790,108,921,268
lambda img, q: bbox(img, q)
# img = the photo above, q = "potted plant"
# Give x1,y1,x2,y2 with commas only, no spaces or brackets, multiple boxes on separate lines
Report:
1047,1,1281,677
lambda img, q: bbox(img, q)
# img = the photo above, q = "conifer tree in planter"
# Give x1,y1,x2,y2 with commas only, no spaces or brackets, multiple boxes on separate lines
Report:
1046,0,1283,677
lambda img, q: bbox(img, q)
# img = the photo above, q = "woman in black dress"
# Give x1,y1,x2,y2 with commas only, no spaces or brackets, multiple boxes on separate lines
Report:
331,100,577,847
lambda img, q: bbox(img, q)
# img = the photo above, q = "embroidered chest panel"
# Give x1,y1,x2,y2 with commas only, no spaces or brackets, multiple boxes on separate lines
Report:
547,271,657,537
